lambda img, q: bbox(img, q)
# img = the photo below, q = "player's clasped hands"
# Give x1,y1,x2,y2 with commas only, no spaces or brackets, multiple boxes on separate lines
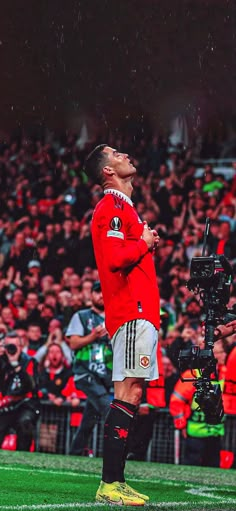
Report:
142,221,160,251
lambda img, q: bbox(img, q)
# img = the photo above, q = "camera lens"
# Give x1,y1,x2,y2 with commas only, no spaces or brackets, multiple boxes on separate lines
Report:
5,343,17,355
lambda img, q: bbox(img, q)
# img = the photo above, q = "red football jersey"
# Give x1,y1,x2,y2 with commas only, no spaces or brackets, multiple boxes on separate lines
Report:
91,189,160,337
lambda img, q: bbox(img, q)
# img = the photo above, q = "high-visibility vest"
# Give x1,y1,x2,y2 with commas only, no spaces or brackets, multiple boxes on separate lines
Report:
223,346,236,414
169,370,193,429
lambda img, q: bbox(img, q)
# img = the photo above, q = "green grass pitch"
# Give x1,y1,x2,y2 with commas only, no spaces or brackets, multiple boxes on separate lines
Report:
0,450,235,510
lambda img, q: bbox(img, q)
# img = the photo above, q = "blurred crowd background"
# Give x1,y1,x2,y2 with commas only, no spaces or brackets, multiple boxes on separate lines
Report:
0,125,235,378
0,124,235,463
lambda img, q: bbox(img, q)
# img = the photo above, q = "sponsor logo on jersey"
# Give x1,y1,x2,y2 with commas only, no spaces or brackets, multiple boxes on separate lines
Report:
107,230,124,239
139,355,150,368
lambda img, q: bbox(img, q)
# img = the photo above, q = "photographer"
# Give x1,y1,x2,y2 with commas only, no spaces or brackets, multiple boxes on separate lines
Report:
0,331,39,451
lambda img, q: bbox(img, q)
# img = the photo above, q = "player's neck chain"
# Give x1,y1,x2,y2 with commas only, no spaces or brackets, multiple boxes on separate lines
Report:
104,188,133,207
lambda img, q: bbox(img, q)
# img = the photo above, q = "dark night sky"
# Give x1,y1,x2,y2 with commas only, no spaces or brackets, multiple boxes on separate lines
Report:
1,0,236,133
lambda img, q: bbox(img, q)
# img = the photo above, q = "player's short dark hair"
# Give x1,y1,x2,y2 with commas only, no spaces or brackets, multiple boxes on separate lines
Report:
84,144,108,185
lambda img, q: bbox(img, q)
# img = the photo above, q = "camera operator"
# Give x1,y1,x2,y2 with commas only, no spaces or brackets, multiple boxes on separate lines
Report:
170,339,227,467
0,331,39,451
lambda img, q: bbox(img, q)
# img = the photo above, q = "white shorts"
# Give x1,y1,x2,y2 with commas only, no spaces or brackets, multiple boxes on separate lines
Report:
111,319,158,382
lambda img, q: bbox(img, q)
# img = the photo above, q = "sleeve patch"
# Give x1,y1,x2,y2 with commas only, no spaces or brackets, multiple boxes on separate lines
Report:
110,216,122,230
107,230,124,239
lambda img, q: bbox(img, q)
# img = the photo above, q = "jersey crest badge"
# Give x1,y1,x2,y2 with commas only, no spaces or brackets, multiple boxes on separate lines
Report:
139,355,150,368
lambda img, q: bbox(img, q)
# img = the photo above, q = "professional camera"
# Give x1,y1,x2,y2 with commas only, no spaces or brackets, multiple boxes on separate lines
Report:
0,343,19,380
4,343,18,355
178,218,235,424
187,253,233,315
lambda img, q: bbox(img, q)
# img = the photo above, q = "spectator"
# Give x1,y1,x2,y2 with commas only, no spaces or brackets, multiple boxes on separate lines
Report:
16,328,28,353
23,260,42,293
35,320,72,366
26,324,44,357
76,225,96,275
38,343,74,406
208,219,236,260
55,218,79,270
0,221,15,268
25,291,41,323
59,290,83,329
60,267,74,289
1,307,16,331
36,240,55,276
40,275,55,295
80,278,93,307
7,288,26,323
43,291,60,316
68,273,81,294
5,232,34,276
183,298,203,331
38,304,55,335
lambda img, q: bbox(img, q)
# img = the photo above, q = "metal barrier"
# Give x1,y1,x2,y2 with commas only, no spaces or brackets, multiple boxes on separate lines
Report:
36,401,73,454
147,409,183,464
36,401,236,465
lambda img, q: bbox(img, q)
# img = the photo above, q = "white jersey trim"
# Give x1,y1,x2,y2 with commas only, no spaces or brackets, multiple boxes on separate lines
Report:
104,188,133,207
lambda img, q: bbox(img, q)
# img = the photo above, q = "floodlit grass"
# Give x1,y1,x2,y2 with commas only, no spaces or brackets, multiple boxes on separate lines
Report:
0,450,235,510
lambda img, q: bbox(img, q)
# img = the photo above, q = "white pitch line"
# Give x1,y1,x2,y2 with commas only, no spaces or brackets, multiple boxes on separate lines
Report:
186,487,236,503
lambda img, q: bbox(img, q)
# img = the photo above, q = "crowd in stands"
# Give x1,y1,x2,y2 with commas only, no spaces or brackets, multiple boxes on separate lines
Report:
0,129,235,463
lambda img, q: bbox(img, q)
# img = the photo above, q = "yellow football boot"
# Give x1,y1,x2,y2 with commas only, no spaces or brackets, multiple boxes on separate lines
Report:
119,482,149,502
95,481,146,506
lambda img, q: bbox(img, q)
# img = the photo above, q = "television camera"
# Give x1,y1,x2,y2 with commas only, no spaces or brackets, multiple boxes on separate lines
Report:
178,218,235,424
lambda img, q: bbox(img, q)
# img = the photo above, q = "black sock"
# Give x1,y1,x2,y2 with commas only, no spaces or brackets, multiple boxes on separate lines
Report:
102,399,137,483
